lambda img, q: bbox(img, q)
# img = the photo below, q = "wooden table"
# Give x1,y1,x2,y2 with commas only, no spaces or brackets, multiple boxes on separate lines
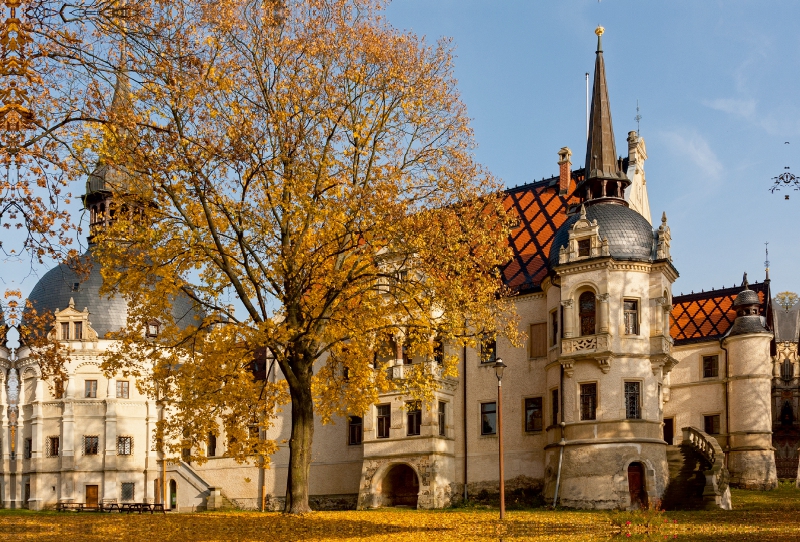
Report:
57,502,84,512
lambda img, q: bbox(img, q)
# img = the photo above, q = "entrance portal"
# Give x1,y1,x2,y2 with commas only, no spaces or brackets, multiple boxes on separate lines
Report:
86,485,99,509
627,462,647,509
663,418,674,445
380,464,419,508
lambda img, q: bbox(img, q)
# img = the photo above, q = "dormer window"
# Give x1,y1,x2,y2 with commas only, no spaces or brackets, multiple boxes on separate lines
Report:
146,320,161,338
71,282,80,292
74,321,83,340
61,322,70,340
578,239,591,257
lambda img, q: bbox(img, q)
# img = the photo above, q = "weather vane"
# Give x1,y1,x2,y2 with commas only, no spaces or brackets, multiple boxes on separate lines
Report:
770,142,798,199
634,100,642,135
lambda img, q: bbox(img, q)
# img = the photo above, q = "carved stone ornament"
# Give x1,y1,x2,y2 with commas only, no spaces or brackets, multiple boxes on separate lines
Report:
560,359,575,378
656,212,672,261
559,205,605,264
596,356,612,374
597,293,610,303
561,299,574,308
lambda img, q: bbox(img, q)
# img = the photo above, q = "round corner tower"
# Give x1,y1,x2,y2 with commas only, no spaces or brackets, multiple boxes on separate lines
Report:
723,277,778,490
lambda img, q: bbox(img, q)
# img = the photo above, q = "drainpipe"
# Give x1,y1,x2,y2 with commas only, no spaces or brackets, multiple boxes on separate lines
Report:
719,338,730,466
463,343,468,503
553,365,566,507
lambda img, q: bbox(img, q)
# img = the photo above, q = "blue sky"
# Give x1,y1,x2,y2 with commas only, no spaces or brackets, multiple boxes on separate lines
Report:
384,0,800,295
4,0,799,300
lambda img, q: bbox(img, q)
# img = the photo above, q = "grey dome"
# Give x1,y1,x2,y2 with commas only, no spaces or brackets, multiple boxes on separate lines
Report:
549,204,656,267
26,249,200,338
734,289,760,307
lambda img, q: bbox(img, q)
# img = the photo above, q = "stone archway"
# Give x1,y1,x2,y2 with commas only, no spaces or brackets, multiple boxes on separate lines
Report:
380,464,419,508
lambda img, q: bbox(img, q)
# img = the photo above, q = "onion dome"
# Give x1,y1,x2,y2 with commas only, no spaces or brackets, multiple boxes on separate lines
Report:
26,248,201,338
729,273,769,336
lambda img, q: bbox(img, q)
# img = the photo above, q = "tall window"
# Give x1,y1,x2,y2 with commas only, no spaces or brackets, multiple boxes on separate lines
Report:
84,436,99,455
74,321,83,340
529,323,547,358
704,414,721,435
703,355,719,378
551,389,559,426
550,310,560,347
525,397,543,432
782,359,793,381
438,402,446,436
85,380,98,398
433,339,445,366
580,383,597,421
623,299,639,335
624,382,641,419
47,436,60,457
116,380,130,399
480,335,497,364
376,405,391,439
407,402,421,436
61,322,70,340
578,238,591,257
401,343,412,365
579,291,596,336
481,402,497,435
117,436,132,455
207,433,217,457
24,438,32,459
348,416,363,445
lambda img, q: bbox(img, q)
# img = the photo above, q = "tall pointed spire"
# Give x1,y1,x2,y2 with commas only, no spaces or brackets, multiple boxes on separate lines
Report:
580,26,630,206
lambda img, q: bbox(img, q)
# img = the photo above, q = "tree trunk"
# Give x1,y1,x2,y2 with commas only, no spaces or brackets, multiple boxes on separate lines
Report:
284,374,314,514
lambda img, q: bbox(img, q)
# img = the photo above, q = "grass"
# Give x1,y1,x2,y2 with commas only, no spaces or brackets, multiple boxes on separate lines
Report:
1,482,799,541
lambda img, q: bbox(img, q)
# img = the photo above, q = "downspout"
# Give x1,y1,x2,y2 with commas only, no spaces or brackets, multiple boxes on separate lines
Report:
553,363,565,507
463,343,468,503
719,338,730,466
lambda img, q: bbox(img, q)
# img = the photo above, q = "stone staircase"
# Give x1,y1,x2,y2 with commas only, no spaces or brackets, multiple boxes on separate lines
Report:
167,461,237,511
662,427,731,511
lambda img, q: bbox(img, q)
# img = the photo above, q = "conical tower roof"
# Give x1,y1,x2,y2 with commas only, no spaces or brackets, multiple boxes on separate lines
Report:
584,27,628,185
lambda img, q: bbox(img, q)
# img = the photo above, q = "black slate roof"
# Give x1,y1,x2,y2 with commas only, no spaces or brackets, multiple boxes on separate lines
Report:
773,302,800,343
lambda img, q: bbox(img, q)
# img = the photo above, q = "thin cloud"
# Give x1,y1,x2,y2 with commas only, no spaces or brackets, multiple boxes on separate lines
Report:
660,130,723,182
704,97,757,119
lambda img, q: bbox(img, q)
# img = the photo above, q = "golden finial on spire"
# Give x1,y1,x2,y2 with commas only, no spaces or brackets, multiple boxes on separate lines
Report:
595,25,605,37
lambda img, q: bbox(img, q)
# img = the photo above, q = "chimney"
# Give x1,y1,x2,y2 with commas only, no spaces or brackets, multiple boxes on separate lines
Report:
557,147,572,194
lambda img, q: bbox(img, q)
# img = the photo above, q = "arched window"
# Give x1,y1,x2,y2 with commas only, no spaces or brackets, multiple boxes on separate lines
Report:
579,291,596,336
782,359,794,381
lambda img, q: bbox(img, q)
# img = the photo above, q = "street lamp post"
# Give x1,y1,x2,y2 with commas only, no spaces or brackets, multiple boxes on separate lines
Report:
494,358,507,520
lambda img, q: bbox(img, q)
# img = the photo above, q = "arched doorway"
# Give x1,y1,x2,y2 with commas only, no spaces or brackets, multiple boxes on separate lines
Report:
627,462,647,509
169,480,177,510
380,464,419,508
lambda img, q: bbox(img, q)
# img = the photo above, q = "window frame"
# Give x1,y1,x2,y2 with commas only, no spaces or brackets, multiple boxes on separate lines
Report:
624,381,642,420
577,238,591,257
702,355,719,379
623,298,639,335
480,335,497,364
348,415,363,445
60,321,70,340
376,404,391,439
524,396,543,432
438,401,446,437
74,321,83,341
703,413,721,435
85,380,98,398
84,435,100,456
480,401,497,435
24,438,32,459
551,388,559,426
121,482,135,502
116,380,130,399
47,436,60,458
406,401,422,436
529,322,547,358
207,433,217,457
578,291,597,336
579,382,598,421
550,309,560,348
117,436,133,456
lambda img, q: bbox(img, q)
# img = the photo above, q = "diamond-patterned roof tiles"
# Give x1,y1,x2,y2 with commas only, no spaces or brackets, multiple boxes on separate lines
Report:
670,282,770,345
501,174,582,293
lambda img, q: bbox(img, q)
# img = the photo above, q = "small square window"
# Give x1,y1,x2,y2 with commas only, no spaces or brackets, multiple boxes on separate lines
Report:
524,397,543,432
85,380,97,398
121,482,135,502
84,436,99,455
702,355,719,378
480,402,497,435
116,380,130,399
117,436,132,455
348,416,363,445
704,414,721,435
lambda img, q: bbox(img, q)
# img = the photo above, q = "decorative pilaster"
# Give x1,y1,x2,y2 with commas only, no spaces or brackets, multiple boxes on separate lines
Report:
598,293,610,333
561,300,574,338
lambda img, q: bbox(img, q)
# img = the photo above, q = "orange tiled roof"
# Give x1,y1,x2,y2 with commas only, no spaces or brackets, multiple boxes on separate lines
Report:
670,282,770,345
501,174,582,293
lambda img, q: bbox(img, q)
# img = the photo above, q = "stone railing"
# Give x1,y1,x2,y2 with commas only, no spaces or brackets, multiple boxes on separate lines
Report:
682,426,731,510
561,333,610,355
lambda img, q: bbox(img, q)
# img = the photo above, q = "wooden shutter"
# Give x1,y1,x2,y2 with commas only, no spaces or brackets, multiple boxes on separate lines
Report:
529,323,547,358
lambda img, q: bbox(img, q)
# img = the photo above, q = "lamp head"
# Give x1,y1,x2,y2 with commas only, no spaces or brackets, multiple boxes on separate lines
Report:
494,358,507,381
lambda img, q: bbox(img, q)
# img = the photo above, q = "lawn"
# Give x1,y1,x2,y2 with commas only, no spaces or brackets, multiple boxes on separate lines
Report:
1,482,800,541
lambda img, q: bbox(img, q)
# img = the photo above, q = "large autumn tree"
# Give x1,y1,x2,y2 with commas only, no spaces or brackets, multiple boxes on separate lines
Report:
93,0,519,514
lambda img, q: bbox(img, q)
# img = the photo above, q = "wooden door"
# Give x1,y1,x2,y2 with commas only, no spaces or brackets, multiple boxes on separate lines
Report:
663,418,674,445
86,485,99,508
627,463,645,508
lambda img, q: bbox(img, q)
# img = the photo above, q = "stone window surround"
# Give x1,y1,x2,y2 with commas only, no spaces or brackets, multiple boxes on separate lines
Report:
522,396,543,433
579,381,599,421
623,297,641,336
623,380,643,420
701,353,721,380
479,400,497,436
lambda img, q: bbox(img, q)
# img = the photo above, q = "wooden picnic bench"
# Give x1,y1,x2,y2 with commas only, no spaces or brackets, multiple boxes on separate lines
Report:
120,502,166,514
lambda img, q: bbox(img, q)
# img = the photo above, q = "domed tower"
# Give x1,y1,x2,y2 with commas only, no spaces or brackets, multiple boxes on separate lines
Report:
723,276,778,490
541,27,678,509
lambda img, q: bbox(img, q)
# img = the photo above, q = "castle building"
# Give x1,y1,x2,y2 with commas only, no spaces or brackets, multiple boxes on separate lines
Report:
0,28,785,511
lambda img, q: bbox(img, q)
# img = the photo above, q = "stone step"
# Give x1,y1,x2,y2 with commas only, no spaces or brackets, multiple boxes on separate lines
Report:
662,444,708,511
